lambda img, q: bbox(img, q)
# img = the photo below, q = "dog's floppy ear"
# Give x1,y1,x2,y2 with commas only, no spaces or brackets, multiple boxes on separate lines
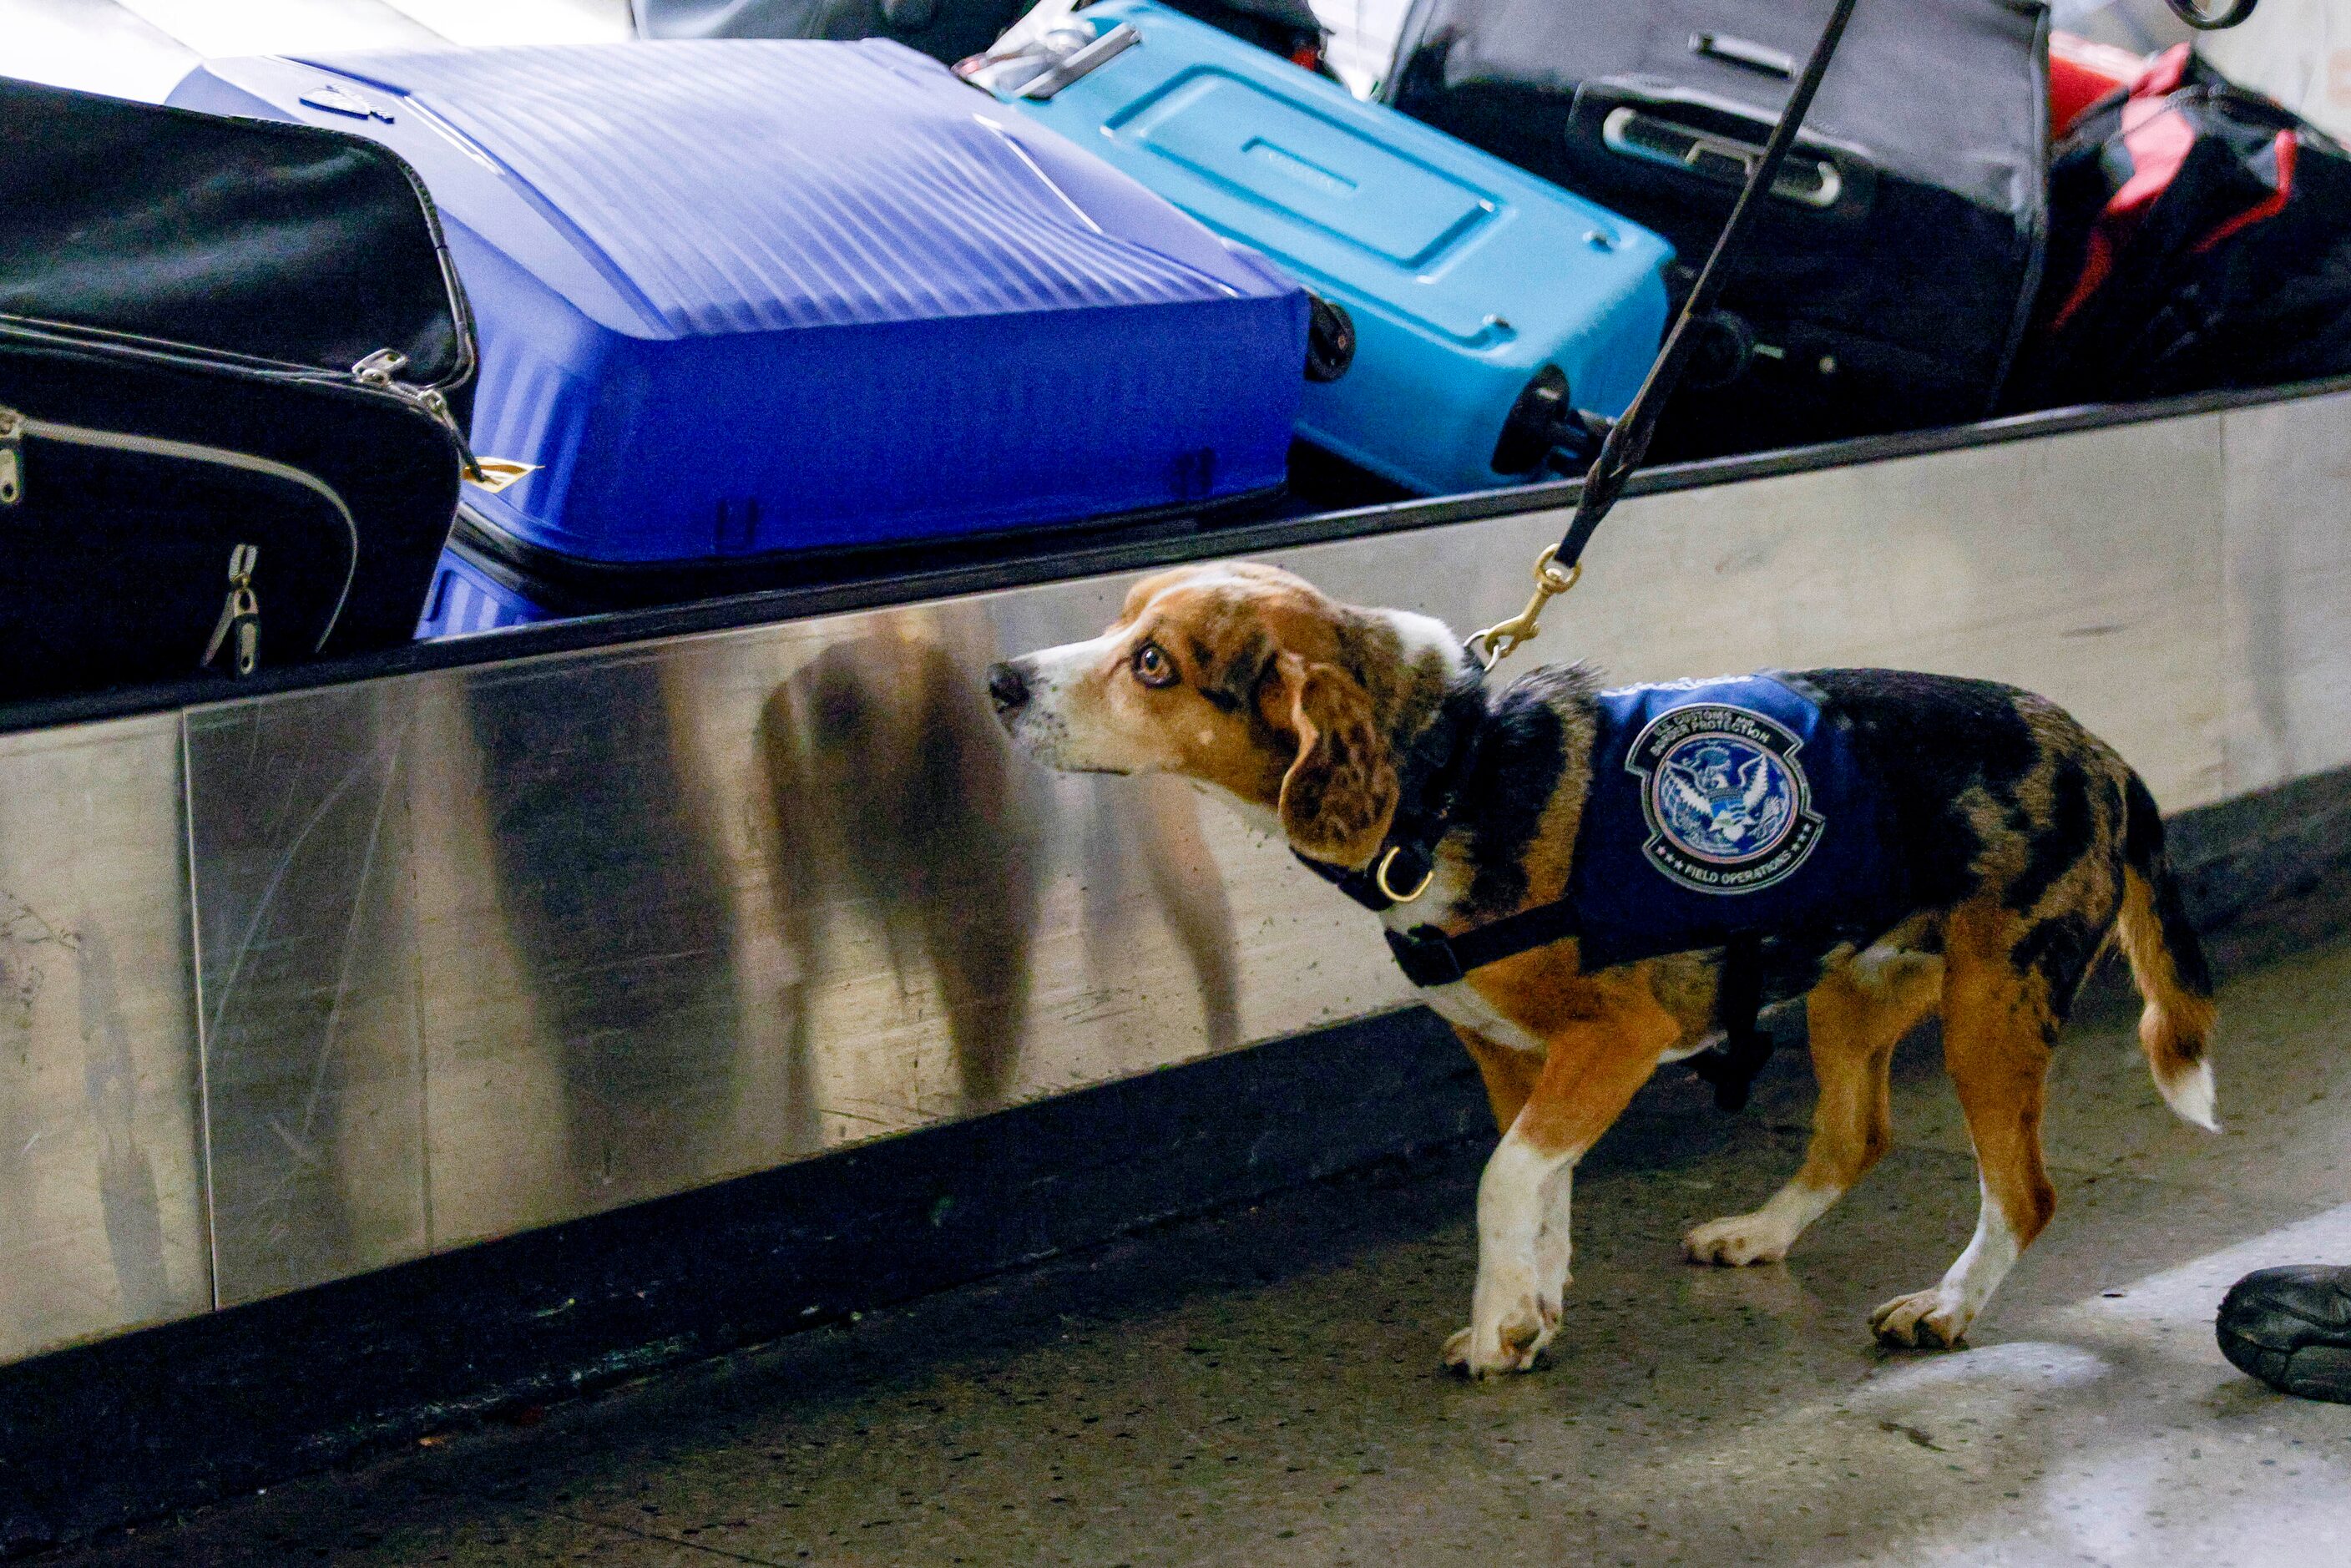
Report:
1269,651,1398,867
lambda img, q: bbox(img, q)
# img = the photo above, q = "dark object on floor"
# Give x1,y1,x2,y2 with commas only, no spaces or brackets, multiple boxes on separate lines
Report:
0,78,472,705
2007,48,2351,411
1383,0,2049,459
2217,1264,2351,1404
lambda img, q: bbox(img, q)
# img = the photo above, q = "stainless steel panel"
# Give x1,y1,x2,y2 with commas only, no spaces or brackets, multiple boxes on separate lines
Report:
187,684,427,1307
153,384,2351,1313
1267,408,2234,811
418,606,1256,1248
2220,389,2351,795
417,645,760,1245
0,713,206,1362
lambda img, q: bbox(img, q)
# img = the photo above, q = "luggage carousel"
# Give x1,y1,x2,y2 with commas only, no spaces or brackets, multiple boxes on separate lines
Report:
0,368,2346,1548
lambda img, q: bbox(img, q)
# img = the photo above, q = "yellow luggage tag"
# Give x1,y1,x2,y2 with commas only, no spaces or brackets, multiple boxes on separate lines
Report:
464,458,539,494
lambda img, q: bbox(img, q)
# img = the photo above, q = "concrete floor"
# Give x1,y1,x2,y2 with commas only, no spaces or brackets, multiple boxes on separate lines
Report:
50,937,2351,1567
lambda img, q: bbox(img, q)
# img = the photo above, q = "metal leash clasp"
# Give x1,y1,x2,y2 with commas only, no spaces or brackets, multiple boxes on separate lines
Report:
1469,545,1581,671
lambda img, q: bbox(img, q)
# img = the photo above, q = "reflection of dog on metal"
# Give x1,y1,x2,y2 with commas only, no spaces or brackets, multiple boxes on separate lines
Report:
991,562,2218,1376
763,608,1239,1115
469,665,741,1201
0,898,171,1332
766,615,1043,1110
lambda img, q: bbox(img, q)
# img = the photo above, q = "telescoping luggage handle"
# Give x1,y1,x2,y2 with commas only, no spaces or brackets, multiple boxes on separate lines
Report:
1469,0,1862,670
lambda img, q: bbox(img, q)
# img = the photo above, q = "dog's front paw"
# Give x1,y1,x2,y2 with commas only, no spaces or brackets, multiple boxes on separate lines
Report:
1443,1295,1557,1379
1682,1211,1798,1267
1870,1287,1974,1349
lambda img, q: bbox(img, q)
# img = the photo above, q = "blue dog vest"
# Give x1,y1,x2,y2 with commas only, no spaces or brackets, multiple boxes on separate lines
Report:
1296,670,1904,1111
1567,673,1901,969
1302,671,1905,985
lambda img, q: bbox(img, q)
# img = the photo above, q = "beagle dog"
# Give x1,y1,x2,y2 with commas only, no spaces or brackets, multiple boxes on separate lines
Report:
988,562,2218,1378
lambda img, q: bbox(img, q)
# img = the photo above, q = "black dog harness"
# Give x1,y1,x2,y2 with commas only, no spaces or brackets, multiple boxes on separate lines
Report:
1299,671,1904,1111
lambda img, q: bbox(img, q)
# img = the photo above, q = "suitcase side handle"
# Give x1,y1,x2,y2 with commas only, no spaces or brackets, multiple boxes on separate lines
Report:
1688,32,1793,79
1571,81,1877,221
956,20,1137,98
1024,22,1142,99
1601,107,1842,208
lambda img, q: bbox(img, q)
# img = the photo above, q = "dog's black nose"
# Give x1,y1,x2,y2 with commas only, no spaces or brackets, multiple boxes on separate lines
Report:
985,660,1029,714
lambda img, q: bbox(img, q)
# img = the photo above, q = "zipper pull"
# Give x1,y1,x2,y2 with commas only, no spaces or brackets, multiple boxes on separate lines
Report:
351,349,410,386
417,386,484,482
352,351,483,482
0,408,23,508
203,544,261,678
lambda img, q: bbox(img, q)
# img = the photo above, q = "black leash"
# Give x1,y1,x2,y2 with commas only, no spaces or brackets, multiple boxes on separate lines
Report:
1470,0,1864,670
1335,5,1866,1108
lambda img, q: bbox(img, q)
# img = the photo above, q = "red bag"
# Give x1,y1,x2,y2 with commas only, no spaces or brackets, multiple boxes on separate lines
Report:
2048,30,2151,137
2007,47,2351,408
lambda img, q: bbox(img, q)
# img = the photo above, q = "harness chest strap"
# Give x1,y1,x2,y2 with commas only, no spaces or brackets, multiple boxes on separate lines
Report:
1376,894,1775,1114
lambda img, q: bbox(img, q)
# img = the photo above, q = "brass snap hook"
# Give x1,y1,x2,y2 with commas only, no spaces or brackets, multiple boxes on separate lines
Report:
1374,846,1436,904
1469,545,1581,671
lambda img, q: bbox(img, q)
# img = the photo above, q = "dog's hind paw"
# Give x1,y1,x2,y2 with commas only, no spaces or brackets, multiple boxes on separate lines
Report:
1870,1287,1973,1349
1682,1212,1797,1267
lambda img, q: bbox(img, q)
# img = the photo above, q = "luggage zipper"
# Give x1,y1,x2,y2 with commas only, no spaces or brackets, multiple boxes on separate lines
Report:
202,544,263,679
0,404,359,656
352,348,485,480
0,408,20,507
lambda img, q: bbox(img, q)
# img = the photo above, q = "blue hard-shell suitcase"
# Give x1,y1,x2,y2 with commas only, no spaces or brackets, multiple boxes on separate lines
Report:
169,42,1307,584
414,528,555,640
964,0,1675,497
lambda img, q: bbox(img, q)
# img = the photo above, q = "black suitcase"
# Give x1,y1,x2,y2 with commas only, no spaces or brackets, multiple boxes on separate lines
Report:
0,78,473,707
2008,48,2351,410
630,0,1029,63
630,0,1324,68
1384,0,2051,458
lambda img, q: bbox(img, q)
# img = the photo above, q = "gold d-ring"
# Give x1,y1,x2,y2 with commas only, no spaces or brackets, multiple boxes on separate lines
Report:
1470,545,1582,670
1374,846,1435,904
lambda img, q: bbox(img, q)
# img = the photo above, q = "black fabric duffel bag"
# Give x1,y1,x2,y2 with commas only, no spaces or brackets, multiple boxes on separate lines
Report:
0,78,474,707
2005,48,2351,411
1383,0,2050,459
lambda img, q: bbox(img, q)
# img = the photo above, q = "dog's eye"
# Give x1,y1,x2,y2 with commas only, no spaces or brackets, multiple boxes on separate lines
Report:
1132,641,1178,689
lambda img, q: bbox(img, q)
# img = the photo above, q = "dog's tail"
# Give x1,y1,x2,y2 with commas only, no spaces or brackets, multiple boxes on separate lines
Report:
2116,771,2219,1130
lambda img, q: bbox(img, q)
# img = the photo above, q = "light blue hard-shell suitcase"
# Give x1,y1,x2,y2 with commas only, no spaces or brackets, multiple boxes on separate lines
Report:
169,41,1309,604
963,0,1676,496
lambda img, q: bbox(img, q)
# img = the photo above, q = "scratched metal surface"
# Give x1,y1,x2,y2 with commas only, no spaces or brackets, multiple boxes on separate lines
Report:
2,387,2345,1353
0,712,206,1363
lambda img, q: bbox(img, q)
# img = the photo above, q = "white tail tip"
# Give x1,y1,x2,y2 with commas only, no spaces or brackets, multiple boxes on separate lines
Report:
2156,1058,2220,1133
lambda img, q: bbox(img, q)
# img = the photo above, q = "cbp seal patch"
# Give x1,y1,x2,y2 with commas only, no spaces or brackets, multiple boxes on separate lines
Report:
1625,704,1824,895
